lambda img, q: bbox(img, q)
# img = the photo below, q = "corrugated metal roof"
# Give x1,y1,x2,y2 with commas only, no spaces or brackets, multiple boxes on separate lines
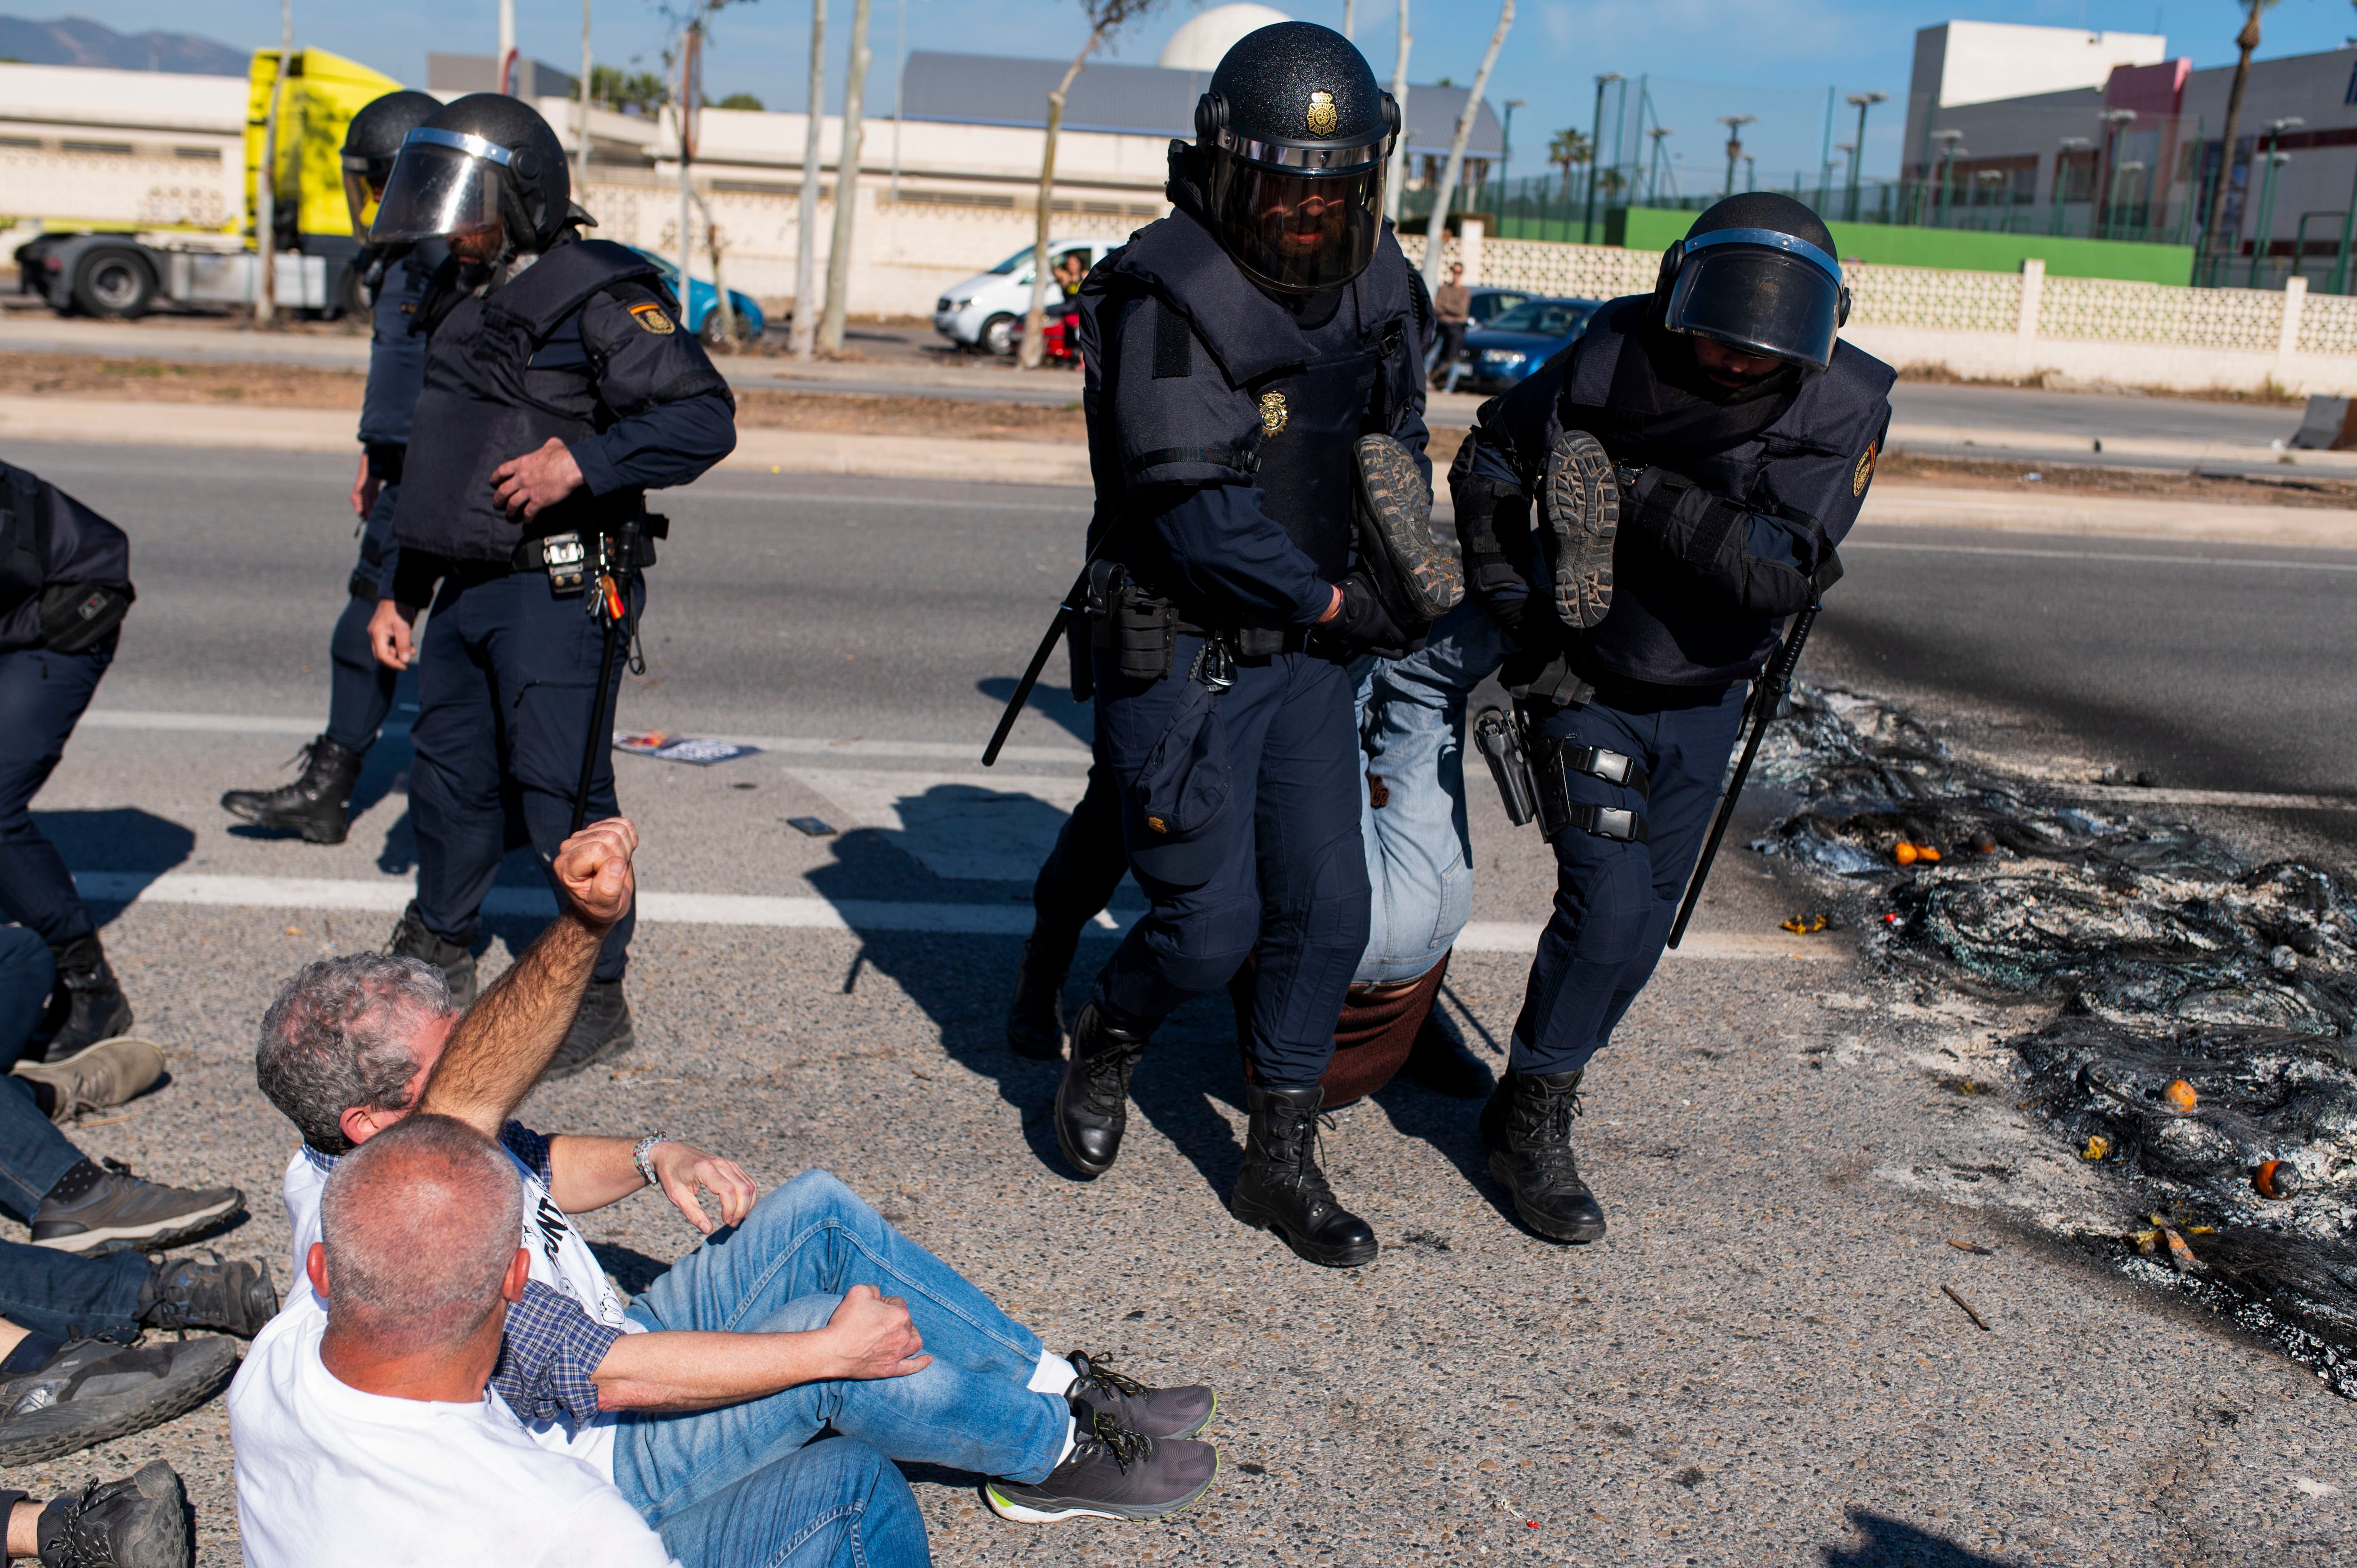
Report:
900,50,1500,157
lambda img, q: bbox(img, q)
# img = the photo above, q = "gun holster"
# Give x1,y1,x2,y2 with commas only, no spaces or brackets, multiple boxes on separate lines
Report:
1527,734,1651,844
1087,559,1176,681
1471,706,1539,828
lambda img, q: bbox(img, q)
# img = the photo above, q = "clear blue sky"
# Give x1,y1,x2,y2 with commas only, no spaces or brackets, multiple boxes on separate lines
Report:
48,0,2357,189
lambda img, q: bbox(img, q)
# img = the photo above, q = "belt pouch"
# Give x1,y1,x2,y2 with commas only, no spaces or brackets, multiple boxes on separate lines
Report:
1114,583,1174,681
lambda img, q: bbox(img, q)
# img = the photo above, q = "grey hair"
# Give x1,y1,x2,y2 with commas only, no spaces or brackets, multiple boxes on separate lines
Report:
320,1114,524,1357
256,954,455,1155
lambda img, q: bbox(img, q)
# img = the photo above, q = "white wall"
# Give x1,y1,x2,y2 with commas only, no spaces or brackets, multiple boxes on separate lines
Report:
1923,21,2166,109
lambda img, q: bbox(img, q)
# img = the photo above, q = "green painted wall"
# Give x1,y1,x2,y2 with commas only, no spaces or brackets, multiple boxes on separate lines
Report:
1595,206,2194,286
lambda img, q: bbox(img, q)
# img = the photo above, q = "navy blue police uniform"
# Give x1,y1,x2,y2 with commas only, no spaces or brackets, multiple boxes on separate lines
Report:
1460,293,1893,1079
388,237,735,983
1069,151,1429,1089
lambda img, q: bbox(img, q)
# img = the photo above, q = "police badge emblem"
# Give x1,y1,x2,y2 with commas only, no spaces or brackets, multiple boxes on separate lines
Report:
1852,440,1877,497
1306,91,1338,137
628,301,676,335
1259,391,1289,436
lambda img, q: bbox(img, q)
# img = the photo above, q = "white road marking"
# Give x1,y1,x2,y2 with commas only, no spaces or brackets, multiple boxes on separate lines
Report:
1844,539,2357,572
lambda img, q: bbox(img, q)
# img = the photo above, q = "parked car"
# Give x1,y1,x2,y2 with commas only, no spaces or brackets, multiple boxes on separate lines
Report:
1448,296,1604,394
625,247,766,344
933,238,1113,357
1462,285,1534,326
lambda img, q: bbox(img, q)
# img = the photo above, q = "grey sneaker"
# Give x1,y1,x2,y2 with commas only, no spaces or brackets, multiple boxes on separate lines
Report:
1539,429,1619,629
31,1167,241,1255
0,1338,238,1464
144,1251,279,1337
984,1410,1218,1524
1063,1351,1216,1440
32,1459,193,1568
12,1037,166,1124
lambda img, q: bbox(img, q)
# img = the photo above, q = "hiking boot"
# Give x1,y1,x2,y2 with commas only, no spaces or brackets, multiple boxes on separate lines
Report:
1479,1067,1606,1243
984,1408,1218,1523
32,1166,242,1255
1398,1009,1494,1100
220,734,366,845
1228,1084,1378,1268
1063,1350,1215,1441
1540,429,1619,629
1053,1003,1150,1178
541,979,634,1080
386,901,477,1008
0,1338,238,1463
1007,929,1080,1060
141,1251,279,1338
12,1038,166,1124
41,937,131,1064
31,1459,194,1568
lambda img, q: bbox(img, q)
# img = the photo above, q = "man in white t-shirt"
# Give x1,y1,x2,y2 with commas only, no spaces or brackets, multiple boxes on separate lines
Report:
252,818,1221,1530
230,1112,930,1568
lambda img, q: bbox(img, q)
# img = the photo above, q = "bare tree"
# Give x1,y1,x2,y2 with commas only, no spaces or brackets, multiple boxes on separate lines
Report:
1419,0,1512,284
2200,0,2281,279
1383,0,1410,224
819,0,872,351
791,0,826,357
1020,0,1164,369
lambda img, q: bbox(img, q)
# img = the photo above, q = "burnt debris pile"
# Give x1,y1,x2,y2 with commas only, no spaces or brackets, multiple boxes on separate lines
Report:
1754,687,2357,1388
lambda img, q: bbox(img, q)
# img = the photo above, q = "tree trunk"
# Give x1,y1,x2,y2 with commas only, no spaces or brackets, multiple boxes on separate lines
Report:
2201,6,2263,284
1383,0,1411,224
819,0,873,352
676,26,697,341
791,0,827,358
1021,34,1097,371
1419,0,1512,284
690,189,734,342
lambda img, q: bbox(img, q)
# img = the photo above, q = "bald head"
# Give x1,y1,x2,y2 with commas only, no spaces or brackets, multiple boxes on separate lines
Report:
319,1113,524,1357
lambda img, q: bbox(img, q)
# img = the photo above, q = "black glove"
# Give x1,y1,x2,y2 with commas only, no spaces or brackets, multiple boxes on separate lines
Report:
1619,465,1834,617
1325,573,1410,656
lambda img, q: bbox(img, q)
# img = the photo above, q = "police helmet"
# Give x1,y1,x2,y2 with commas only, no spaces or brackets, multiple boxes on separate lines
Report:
1195,22,1399,295
1656,193,1850,371
369,93,572,254
340,90,443,240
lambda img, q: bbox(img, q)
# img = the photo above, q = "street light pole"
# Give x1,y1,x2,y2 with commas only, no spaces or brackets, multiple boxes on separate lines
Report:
2246,117,2302,287
1929,128,1963,229
1717,113,1755,199
2053,135,2092,238
1844,90,1885,222
2093,107,2134,240
1582,72,1619,245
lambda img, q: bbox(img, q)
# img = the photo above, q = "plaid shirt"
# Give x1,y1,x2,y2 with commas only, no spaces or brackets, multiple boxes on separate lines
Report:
491,1281,627,1428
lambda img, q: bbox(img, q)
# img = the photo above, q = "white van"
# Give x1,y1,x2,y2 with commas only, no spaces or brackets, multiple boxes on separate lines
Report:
932,238,1114,357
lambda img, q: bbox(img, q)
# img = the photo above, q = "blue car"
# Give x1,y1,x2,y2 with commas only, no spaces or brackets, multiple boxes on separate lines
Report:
1448,296,1603,394
626,247,767,343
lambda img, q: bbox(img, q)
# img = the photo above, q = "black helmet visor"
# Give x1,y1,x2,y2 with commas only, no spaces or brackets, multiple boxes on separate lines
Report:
369,128,511,246
1663,228,1844,370
1206,136,1386,295
341,151,399,239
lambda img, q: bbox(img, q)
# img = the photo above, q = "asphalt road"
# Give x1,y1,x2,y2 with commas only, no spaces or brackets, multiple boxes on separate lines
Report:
8,443,2355,1566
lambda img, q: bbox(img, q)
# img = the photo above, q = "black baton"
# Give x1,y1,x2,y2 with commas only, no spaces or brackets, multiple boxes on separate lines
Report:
983,536,1107,767
571,530,635,834
1666,600,1818,950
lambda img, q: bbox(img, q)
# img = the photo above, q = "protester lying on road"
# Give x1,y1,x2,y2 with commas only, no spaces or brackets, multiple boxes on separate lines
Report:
253,817,1221,1530
2,1459,194,1567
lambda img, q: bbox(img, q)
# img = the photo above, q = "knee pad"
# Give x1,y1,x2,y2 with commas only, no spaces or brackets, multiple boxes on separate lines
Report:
1138,887,1261,995
1301,831,1373,957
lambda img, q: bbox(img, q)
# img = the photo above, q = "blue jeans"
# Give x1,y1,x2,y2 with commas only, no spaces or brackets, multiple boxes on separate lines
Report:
0,924,53,1074
611,1171,1067,1531
0,642,111,946
652,1434,930,1568
1352,601,1513,986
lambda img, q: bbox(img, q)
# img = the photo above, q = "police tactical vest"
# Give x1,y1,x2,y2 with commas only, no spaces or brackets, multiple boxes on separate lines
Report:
395,238,665,565
356,242,442,452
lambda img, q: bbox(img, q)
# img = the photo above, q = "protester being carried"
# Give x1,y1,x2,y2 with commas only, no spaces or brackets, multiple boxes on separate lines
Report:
252,818,1220,1531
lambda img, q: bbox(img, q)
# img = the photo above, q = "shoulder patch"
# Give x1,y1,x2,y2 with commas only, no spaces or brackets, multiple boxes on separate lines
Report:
629,300,676,336
1852,440,1877,497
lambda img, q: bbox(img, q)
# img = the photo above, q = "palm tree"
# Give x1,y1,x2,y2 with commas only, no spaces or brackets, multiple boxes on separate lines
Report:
2200,0,2281,280
1549,127,1591,199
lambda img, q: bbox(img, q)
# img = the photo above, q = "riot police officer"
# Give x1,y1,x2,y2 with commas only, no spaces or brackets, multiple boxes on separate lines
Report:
1450,193,1891,1242
1055,21,1427,1268
363,95,737,1072
0,460,137,1060
221,90,444,845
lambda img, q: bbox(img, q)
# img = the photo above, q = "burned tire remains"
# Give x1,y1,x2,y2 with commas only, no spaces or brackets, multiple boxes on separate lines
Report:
1755,687,2357,1392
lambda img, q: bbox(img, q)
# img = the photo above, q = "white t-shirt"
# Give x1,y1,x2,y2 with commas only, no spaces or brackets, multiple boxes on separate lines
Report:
227,1305,679,1568
281,1128,645,1471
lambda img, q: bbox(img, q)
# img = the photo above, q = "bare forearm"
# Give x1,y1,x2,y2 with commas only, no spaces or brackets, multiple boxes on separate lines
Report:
8,1500,40,1559
546,1134,644,1214
419,911,607,1136
593,1329,841,1412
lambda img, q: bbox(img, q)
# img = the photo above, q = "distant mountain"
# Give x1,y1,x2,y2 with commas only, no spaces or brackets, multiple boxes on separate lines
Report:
0,14,245,75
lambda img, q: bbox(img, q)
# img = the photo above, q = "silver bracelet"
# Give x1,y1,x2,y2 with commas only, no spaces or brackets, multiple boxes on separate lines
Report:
631,1131,668,1187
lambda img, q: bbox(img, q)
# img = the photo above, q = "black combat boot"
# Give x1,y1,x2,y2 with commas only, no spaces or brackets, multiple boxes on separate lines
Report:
1398,1008,1495,1099
1007,925,1082,1060
385,901,478,1007
542,978,634,1079
41,936,132,1063
220,735,367,845
1054,1002,1151,1177
1229,1084,1378,1268
1479,1068,1607,1243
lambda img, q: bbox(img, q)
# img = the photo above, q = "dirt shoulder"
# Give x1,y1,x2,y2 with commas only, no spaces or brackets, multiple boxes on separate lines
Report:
1878,447,2357,511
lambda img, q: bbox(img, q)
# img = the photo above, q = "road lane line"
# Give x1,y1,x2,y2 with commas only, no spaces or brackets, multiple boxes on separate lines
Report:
1845,539,2357,571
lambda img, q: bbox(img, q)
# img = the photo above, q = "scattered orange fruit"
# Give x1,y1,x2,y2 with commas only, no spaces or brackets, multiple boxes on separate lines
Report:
2163,1079,2197,1112
1917,845,1942,863
1894,842,1919,865
2255,1159,2297,1200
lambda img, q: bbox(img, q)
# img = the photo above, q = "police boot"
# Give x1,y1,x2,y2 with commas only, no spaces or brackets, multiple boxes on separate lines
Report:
385,901,478,1008
42,935,133,1063
1054,1002,1150,1178
1479,1068,1607,1244
1007,926,1082,1060
220,735,366,845
543,979,634,1080
1230,1084,1379,1268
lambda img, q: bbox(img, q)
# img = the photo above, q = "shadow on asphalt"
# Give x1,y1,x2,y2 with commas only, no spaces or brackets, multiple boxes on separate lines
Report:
1821,1509,2019,1566
974,677,1092,749
33,808,193,927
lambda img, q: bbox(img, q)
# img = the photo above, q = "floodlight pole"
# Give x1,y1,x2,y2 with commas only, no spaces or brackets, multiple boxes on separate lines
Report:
1582,73,1619,244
